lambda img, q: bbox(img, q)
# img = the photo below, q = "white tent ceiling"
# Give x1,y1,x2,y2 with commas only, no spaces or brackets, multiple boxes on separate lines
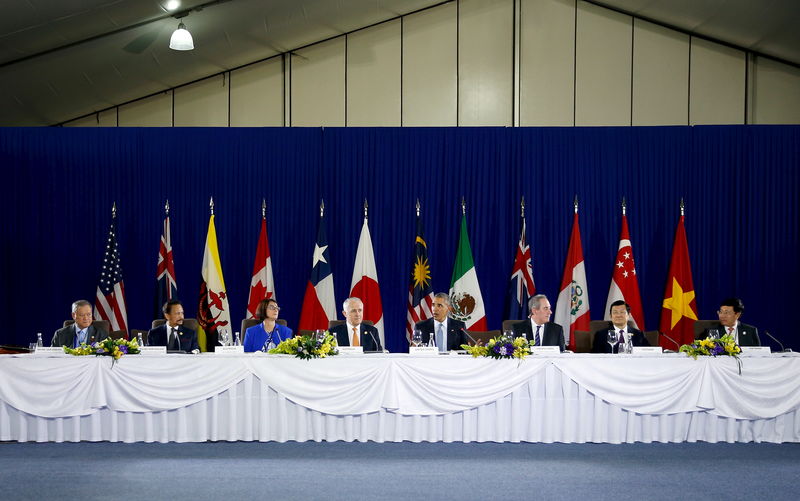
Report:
1,0,798,126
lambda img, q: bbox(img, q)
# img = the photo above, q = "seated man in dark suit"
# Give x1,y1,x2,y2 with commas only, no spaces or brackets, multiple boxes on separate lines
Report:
414,293,468,352
330,297,382,351
512,294,565,352
148,299,200,353
592,300,650,353
704,297,760,346
51,300,109,347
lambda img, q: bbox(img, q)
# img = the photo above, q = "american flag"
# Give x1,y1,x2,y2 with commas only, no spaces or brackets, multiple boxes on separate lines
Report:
155,201,177,317
95,204,128,333
406,206,434,339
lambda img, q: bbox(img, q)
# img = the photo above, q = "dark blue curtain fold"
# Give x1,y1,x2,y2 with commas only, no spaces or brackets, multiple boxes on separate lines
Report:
2,125,798,352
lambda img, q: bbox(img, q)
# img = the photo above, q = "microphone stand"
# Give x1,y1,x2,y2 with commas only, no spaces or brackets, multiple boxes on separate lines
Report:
763,330,791,353
659,331,681,352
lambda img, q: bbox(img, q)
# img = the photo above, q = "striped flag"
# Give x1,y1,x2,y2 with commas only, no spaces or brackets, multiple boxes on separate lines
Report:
155,201,177,317
449,207,487,330
406,205,434,340
554,200,590,351
298,202,337,331
247,201,276,319
95,203,128,334
197,199,231,352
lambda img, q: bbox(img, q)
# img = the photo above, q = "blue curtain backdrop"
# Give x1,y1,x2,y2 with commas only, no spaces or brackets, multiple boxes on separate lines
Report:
2,126,798,352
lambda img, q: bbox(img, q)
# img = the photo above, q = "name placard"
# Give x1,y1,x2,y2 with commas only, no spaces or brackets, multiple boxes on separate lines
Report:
338,346,364,355
33,347,69,356
214,345,244,354
138,346,167,355
632,346,663,355
531,346,560,355
409,346,438,356
739,346,771,356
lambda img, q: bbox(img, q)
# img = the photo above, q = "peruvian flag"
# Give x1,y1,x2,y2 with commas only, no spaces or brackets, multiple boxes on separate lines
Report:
449,213,487,330
554,205,590,350
95,203,128,334
604,210,645,329
659,211,698,347
246,209,276,319
298,206,336,331
349,215,385,347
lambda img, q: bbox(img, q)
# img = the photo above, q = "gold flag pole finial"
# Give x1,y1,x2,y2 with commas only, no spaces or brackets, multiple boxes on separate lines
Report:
165,199,170,216
461,196,466,216
621,196,626,216
320,199,325,218
520,196,526,218
364,198,368,219
261,198,266,219
573,195,579,214
680,198,685,216
112,202,117,219
209,196,214,216
415,198,420,218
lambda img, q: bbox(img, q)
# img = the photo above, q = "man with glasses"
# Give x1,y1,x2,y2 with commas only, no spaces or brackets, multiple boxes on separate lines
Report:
148,299,200,353
512,294,565,351
51,300,109,347
704,297,760,346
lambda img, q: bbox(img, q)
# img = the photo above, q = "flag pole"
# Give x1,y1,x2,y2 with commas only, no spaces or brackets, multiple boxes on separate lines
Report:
461,196,466,216
209,196,214,216
320,199,325,218
165,199,170,216
520,196,525,218
415,198,420,217
364,198,368,220
621,196,626,215
680,197,685,216
112,201,117,219
261,198,266,219
573,194,578,213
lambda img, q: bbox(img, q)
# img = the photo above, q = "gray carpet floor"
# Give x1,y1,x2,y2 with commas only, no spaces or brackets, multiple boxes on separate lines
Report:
1,441,798,500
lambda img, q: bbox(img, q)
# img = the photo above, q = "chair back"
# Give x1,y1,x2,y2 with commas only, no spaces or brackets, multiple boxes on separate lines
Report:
693,319,718,339
573,330,593,353
467,330,501,345
298,329,315,337
63,319,111,334
151,318,200,333
109,330,127,340
501,319,521,333
590,319,639,334
241,318,287,336
131,329,149,345
328,320,373,330
644,330,660,347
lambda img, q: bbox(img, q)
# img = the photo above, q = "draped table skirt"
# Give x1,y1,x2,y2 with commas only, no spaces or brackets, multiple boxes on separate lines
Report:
1,353,799,443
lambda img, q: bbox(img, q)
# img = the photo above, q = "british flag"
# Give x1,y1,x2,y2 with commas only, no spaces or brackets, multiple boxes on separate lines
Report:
155,201,177,318
95,204,128,334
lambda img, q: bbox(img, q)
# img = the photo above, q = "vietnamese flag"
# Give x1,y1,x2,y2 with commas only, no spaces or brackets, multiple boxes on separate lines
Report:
659,209,698,347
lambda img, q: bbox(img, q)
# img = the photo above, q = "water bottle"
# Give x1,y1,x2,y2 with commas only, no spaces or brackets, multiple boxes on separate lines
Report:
36,332,44,347
137,332,145,347
234,331,241,346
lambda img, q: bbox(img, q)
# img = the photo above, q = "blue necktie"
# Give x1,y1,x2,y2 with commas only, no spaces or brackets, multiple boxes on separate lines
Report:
436,323,445,352
534,325,541,346
76,329,86,347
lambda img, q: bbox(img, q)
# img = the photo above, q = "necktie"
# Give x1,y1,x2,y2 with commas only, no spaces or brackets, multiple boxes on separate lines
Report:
619,329,625,345
728,327,735,341
534,325,541,346
352,326,360,347
76,329,86,347
436,323,444,352
170,328,178,350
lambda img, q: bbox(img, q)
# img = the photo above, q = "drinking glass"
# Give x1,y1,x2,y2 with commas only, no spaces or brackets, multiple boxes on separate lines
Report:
315,329,326,342
412,329,423,347
607,330,618,353
29,342,36,353
708,328,720,340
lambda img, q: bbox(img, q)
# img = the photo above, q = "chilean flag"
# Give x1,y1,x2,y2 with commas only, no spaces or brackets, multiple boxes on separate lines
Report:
298,209,336,331
350,215,384,347
554,204,590,351
246,213,276,319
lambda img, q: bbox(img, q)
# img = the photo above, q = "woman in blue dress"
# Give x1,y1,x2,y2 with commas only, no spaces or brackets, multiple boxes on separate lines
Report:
244,298,293,352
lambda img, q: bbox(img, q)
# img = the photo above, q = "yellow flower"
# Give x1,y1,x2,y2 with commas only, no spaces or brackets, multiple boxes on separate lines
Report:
698,339,715,349
487,339,496,347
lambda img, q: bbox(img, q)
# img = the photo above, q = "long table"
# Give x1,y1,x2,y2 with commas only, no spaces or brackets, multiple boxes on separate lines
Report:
1,352,799,443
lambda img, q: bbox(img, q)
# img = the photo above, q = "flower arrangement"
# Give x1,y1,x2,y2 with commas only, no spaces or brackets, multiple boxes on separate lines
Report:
269,332,338,360
63,337,141,365
679,334,741,359
461,335,530,359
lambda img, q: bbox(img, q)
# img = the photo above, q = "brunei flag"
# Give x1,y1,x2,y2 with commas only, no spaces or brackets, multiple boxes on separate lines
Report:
197,199,231,352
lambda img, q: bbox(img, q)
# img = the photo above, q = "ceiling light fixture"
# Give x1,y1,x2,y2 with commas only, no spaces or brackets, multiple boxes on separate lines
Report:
165,0,181,11
169,21,194,51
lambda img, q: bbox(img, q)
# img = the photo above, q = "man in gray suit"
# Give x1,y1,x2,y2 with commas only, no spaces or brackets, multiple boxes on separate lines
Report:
51,300,109,347
704,297,761,346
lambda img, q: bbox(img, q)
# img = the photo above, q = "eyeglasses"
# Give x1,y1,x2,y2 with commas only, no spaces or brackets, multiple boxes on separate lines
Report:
716,309,735,316
267,305,280,311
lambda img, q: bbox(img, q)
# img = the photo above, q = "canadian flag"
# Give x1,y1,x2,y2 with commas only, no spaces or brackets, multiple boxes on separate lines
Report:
350,215,384,347
604,210,645,329
246,211,276,319
554,204,590,351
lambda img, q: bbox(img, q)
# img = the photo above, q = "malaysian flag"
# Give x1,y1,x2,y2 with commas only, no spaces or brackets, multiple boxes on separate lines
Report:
95,203,129,334
406,201,434,339
503,201,535,321
155,200,177,318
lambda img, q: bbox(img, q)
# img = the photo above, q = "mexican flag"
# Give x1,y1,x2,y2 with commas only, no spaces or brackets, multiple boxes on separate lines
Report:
449,214,487,330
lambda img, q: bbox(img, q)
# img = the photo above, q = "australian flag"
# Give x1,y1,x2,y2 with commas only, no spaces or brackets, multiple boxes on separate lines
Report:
95,204,129,333
406,211,434,338
298,203,337,330
504,214,535,320
155,203,177,318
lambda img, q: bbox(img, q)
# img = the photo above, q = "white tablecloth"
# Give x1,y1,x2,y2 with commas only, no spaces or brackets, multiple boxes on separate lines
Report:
1,353,799,443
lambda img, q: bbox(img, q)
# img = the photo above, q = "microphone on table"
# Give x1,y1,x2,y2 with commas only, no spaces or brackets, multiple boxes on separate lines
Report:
365,328,385,353
659,331,681,352
763,330,791,353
